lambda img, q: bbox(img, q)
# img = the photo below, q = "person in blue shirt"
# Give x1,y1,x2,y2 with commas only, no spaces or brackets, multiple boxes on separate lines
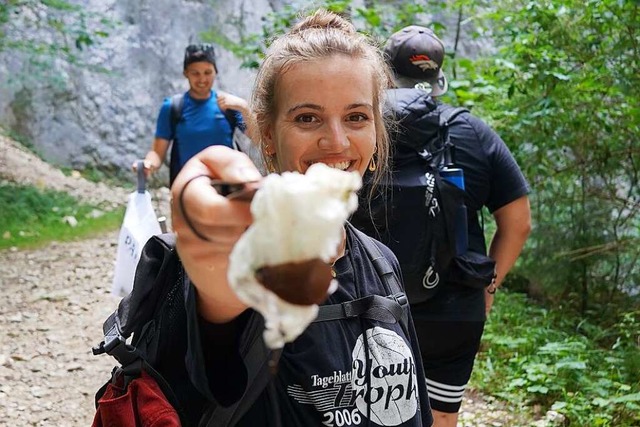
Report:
138,44,257,184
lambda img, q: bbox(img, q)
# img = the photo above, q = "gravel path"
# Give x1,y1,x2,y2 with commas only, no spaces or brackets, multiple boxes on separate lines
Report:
0,233,121,426
0,133,535,426
0,234,531,427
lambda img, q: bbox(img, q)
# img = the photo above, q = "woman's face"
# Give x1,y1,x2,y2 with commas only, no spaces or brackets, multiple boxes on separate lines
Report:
263,55,377,176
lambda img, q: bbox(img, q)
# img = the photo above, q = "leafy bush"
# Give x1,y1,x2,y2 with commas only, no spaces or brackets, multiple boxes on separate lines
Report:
0,183,124,249
473,291,640,426
449,0,640,314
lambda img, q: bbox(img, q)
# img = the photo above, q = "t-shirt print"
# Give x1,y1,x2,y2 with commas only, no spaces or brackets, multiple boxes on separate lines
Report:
287,326,419,426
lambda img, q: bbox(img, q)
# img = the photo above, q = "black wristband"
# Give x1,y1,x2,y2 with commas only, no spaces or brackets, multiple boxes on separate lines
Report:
178,174,213,242
487,282,497,294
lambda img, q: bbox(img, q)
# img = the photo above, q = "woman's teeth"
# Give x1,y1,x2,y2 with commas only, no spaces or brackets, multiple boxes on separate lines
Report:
324,161,351,171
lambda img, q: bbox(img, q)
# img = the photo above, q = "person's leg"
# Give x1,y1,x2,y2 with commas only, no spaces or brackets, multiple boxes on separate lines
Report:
413,320,485,427
430,409,458,427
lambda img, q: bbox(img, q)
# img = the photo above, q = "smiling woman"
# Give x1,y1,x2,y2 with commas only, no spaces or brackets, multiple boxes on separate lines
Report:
252,13,391,190
97,9,433,427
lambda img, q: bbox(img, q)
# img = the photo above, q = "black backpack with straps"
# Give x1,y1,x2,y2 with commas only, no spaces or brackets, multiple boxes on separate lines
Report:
352,100,470,304
93,226,409,426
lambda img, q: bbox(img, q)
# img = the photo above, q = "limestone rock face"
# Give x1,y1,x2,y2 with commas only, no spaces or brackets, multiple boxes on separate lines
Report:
0,1,488,173
0,0,270,171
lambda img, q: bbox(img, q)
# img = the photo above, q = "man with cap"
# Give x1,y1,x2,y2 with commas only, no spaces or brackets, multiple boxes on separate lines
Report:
355,26,532,427
137,43,256,185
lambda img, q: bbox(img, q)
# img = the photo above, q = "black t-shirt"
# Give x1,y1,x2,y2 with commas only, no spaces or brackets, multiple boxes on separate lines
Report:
188,226,433,426
376,89,530,322
449,111,530,253
415,105,529,321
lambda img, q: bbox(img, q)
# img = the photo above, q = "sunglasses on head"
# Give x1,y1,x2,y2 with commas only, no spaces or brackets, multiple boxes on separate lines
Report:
185,44,215,57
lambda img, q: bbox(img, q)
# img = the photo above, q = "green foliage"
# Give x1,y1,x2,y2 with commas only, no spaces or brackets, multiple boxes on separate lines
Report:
0,183,124,250
449,0,640,314
474,291,640,426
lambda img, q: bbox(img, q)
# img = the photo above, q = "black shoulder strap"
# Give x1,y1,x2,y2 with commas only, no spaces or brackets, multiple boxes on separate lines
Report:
438,105,469,128
438,105,469,166
350,224,402,295
169,93,185,136
313,225,409,331
223,108,238,131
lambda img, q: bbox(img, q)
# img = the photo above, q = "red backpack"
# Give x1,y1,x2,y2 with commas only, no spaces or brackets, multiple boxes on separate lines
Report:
92,370,180,427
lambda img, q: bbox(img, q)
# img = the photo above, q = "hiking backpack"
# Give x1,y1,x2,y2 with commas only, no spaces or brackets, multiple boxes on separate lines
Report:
92,225,410,426
351,102,470,304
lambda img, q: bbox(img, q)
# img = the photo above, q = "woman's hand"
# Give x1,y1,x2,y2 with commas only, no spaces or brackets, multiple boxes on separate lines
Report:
171,145,262,323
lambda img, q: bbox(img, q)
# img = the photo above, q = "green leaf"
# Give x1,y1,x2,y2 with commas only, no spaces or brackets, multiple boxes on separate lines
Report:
527,385,549,394
555,360,587,370
612,392,640,403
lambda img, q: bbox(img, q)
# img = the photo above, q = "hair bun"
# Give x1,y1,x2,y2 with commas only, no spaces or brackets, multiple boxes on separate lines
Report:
290,9,356,35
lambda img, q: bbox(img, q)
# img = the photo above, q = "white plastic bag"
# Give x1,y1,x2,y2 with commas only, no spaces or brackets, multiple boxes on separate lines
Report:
111,162,162,296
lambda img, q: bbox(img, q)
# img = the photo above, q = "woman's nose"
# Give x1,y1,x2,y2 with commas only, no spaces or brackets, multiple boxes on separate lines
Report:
318,122,349,151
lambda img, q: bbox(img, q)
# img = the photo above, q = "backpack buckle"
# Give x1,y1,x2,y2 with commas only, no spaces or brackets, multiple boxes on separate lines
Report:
92,324,140,367
391,292,408,307
418,148,433,161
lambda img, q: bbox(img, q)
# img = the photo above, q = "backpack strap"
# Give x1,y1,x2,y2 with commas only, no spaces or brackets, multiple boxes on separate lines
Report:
438,105,469,128
313,225,409,332
313,293,407,324
438,105,469,166
166,94,185,184
169,93,185,135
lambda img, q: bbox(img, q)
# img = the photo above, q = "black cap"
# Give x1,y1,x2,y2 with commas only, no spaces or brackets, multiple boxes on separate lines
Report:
183,43,217,73
384,26,448,96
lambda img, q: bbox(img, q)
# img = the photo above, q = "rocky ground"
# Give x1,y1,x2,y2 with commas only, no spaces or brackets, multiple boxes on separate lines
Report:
0,134,540,426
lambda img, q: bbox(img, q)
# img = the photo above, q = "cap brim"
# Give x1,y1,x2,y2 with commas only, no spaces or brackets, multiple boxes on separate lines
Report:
428,69,448,97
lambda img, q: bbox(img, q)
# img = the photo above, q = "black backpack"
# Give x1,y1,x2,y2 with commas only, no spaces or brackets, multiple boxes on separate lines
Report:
167,93,242,185
93,225,409,426
352,102,470,304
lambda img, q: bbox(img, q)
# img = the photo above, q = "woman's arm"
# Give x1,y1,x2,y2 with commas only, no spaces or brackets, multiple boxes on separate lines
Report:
171,145,263,323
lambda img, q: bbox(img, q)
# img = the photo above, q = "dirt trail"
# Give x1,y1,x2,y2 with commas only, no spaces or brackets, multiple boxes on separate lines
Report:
0,234,119,426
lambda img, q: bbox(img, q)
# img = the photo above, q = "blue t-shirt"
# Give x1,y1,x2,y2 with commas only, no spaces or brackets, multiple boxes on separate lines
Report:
155,90,245,179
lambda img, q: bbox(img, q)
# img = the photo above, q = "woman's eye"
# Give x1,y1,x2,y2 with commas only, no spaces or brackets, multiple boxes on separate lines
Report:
347,113,369,122
295,114,317,124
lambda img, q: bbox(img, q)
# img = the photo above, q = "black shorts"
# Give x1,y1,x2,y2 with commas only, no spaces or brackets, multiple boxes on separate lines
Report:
413,320,485,413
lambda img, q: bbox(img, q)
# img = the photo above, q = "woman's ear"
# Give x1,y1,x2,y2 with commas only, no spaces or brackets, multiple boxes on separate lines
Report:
262,126,275,156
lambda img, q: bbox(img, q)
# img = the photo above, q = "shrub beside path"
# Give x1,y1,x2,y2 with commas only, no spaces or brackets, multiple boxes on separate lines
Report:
0,134,533,426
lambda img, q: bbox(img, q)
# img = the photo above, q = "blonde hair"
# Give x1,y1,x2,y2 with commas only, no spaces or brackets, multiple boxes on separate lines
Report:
251,9,391,197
